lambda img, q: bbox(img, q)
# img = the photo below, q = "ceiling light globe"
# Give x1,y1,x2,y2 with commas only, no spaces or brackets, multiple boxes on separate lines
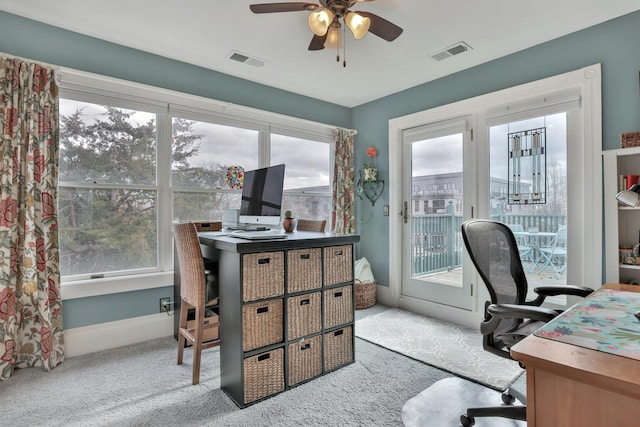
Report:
308,9,335,36
325,26,343,49
345,11,370,39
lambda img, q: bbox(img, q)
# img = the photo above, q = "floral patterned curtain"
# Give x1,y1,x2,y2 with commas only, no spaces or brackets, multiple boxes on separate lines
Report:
331,128,356,234
0,54,64,380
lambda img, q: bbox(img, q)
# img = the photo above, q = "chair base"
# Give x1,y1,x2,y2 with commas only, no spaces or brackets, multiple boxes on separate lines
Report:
461,404,526,427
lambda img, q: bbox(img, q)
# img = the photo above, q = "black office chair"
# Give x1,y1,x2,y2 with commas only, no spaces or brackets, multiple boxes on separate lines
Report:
459,219,592,427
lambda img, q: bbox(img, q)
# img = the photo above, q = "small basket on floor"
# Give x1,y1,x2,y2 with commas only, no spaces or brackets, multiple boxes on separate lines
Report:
355,279,376,309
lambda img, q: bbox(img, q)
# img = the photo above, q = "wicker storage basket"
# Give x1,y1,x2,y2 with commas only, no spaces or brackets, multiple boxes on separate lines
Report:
355,279,377,309
324,325,353,371
243,348,285,404
242,299,283,351
287,292,322,340
324,285,353,329
621,131,640,148
242,251,285,302
323,245,353,286
287,335,322,386
287,248,322,293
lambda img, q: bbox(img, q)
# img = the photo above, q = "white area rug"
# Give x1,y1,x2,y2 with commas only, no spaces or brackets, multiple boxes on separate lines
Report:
355,308,523,391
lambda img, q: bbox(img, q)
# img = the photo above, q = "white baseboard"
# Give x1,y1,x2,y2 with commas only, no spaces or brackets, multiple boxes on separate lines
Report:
375,283,482,330
397,296,481,330
64,313,174,358
375,283,396,307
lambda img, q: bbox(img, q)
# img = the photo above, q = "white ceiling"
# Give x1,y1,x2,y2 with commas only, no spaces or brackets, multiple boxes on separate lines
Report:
2,0,639,107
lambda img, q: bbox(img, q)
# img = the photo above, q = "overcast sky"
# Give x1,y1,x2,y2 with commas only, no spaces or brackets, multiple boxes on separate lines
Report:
411,113,567,182
61,100,567,192
59,99,330,190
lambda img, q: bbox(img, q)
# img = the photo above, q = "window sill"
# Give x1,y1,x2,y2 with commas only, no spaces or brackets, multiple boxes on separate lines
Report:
61,271,174,300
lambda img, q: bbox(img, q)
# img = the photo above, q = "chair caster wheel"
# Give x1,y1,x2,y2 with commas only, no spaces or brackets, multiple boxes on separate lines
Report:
460,415,475,426
502,393,515,405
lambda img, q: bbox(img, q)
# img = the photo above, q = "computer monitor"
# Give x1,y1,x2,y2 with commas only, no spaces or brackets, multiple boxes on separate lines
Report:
239,164,285,228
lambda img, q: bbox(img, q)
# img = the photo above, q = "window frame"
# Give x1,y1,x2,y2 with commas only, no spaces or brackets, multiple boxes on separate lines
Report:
57,94,167,282
59,68,336,300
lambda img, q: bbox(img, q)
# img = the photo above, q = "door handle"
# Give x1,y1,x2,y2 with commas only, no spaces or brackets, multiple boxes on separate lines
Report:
403,201,409,224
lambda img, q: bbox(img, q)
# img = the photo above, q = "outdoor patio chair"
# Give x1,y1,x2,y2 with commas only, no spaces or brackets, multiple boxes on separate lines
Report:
507,224,535,272
538,227,568,279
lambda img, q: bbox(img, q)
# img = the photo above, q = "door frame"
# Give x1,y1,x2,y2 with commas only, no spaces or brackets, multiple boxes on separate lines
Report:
386,64,603,329
400,115,476,310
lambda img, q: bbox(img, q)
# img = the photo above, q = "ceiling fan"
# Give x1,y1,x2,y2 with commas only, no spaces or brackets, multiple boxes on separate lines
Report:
250,1,403,64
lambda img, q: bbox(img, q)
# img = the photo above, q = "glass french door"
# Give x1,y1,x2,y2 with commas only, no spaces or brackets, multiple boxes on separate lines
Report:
401,117,474,309
487,112,569,300
391,69,599,313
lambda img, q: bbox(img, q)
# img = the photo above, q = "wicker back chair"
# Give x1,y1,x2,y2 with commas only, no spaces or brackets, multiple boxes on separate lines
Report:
296,219,327,232
173,222,220,385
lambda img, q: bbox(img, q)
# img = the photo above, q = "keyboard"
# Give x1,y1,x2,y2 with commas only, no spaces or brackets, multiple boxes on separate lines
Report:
231,230,287,240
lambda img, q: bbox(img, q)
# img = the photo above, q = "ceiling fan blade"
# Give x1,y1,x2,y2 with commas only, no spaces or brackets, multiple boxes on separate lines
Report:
308,33,327,50
250,3,320,13
357,11,403,41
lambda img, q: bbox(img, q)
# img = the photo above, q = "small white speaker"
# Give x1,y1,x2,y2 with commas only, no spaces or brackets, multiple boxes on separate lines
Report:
222,209,240,228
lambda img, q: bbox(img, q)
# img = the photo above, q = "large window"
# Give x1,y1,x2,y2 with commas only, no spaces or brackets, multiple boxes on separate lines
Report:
271,132,331,220
171,117,259,221
58,99,160,277
58,70,335,289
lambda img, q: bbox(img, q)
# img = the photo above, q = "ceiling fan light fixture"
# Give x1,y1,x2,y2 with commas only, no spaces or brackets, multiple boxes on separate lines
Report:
308,9,334,36
345,11,370,39
324,25,342,49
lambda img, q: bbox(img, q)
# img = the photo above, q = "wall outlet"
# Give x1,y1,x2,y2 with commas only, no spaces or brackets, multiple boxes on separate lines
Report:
159,297,171,313
383,205,390,216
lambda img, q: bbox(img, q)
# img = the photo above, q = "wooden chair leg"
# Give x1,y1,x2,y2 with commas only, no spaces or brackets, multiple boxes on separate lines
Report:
192,306,205,385
177,298,189,365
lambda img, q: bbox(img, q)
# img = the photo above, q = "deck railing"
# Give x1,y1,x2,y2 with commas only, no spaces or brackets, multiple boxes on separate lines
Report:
412,213,464,275
412,213,566,276
489,213,566,233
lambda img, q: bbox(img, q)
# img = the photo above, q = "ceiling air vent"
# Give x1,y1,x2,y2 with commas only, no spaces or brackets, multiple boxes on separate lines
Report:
430,42,472,61
227,50,265,67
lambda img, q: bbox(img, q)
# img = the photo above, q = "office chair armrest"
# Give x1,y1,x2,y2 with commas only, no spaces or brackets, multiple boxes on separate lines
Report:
487,303,557,323
534,285,593,298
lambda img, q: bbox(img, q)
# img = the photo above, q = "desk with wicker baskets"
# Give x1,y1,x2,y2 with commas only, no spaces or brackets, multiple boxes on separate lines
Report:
198,230,360,407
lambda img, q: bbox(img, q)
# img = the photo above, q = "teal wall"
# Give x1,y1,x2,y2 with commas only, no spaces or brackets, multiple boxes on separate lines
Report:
0,12,352,128
2,10,639,328
352,10,640,287
0,11,351,329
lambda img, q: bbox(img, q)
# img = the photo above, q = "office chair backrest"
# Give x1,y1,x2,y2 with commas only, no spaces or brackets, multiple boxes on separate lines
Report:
173,222,206,307
296,219,327,232
461,220,529,336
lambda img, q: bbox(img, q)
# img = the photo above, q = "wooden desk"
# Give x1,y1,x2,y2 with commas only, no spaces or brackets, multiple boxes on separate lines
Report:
195,230,360,407
510,283,640,427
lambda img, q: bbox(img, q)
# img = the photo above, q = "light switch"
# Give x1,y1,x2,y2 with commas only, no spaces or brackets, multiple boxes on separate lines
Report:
383,205,389,216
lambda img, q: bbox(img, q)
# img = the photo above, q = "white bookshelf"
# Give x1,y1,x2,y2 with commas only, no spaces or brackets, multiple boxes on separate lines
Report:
603,146,640,284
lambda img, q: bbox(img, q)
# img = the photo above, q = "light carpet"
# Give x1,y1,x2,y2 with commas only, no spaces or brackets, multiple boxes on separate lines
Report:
355,308,523,391
1,336,451,427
